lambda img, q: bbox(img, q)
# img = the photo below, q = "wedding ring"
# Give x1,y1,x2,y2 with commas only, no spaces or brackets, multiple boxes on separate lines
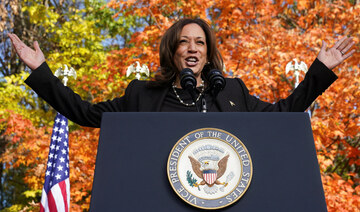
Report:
340,50,345,55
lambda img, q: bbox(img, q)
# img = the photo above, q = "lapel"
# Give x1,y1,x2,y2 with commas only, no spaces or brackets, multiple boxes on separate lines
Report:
215,78,242,112
215,90,239,112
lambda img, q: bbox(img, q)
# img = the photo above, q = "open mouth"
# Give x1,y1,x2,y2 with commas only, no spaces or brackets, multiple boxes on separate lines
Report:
185,57,199,66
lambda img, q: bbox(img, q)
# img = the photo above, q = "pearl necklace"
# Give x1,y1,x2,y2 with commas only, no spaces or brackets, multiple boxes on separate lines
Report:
172,81,205,106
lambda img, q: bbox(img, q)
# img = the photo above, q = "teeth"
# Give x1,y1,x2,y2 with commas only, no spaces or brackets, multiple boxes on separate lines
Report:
186,57,197,62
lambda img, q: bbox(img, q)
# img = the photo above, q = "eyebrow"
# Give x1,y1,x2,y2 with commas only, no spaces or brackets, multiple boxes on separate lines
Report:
180,36,205,39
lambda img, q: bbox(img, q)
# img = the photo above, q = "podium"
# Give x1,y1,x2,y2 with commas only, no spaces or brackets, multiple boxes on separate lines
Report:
89,113,327,211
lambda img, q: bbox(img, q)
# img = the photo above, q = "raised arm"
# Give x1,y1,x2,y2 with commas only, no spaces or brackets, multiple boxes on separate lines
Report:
317,36,356,70
8,33,45,70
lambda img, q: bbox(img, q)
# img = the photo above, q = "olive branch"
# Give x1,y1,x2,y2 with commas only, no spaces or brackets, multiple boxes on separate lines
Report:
186,170,198,187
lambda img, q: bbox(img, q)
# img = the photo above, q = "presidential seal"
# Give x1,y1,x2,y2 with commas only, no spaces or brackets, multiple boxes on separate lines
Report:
167,128,253,210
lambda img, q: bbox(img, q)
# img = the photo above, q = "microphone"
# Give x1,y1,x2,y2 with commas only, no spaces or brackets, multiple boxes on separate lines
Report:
180,68,196,90
205,69,226,97
179,68,198,109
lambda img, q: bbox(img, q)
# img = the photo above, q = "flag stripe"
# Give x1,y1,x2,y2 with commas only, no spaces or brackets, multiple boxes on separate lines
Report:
40,202,45,212
40,188,49,212
51,183,66,212
47,190,58,212
66,178,70,210
59,180,69,212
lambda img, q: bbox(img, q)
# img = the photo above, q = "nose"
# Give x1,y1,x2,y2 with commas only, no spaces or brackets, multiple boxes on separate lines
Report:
188,40,197,52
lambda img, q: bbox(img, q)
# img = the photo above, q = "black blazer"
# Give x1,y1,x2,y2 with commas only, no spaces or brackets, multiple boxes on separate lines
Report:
25,59,337,128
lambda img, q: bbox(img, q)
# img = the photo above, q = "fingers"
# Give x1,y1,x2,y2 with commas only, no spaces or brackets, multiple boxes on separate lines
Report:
341,39,355,54
8,33,16,45
332,36,347,49
34,41,41,52
8,33,25,52
338,37,353,51
8,33,22,44
342,49,356,61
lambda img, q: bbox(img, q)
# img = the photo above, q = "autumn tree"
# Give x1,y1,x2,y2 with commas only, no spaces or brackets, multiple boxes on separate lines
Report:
1,0,359,211
0,0,136,210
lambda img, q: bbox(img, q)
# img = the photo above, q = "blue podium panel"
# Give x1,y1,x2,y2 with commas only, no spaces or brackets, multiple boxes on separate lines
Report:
89,113,327,212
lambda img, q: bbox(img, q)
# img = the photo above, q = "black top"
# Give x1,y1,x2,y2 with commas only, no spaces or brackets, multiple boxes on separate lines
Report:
161,87,220,112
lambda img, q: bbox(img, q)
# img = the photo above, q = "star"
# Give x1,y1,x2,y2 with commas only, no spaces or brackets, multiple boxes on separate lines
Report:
62,149,67,154
55,118,60,123
61,120,66,126
59,157,65,163
57,165,63,171
49,153,54,159
59,128,64,134
55,174,61,180
46,171,50,176
50,144,56,150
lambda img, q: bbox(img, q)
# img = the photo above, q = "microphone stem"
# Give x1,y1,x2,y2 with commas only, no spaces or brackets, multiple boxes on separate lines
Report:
201,97,207,113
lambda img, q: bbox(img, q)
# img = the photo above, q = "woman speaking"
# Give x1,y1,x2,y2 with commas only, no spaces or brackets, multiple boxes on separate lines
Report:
8,18,356,127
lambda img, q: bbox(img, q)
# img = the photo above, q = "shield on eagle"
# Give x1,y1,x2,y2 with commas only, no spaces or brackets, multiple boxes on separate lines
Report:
203,169,217,185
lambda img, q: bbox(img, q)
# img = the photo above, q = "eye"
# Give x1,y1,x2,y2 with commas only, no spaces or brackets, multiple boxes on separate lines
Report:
197,40,205,45
179,39,188,44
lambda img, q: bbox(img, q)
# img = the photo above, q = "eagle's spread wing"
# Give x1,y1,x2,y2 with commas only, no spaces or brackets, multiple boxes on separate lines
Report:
217,155,229,179
126,64,135,77
188,156,203,178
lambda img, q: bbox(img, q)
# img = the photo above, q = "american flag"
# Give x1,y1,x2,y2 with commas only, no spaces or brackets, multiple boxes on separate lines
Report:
40,113,70,212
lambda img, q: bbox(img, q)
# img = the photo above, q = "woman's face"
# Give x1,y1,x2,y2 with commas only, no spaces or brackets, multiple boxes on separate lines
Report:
173,23,208,77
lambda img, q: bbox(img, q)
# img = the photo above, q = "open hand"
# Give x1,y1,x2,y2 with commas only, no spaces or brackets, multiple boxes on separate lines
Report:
317,36,356,70
8,33,45,70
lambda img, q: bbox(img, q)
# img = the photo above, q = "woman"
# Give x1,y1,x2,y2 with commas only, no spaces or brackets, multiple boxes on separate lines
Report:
8,18,356,127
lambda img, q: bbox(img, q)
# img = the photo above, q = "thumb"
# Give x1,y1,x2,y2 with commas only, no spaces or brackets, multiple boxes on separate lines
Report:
320,40,327,53
33,41,41,52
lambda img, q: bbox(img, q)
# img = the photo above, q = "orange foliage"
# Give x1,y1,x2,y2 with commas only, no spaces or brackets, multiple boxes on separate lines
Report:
1,0,358,210
0,112,99,210
106,0,360,211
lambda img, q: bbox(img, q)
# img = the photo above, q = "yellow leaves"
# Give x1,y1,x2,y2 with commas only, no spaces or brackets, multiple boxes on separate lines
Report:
22,4,59,27
23,190,42,198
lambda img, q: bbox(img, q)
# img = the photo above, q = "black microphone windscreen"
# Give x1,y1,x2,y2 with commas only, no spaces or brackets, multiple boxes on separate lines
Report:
180,68,196,90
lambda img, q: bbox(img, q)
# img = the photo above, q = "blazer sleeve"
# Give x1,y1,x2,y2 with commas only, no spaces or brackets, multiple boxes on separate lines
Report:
25,62,136,128
242,58,338,112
